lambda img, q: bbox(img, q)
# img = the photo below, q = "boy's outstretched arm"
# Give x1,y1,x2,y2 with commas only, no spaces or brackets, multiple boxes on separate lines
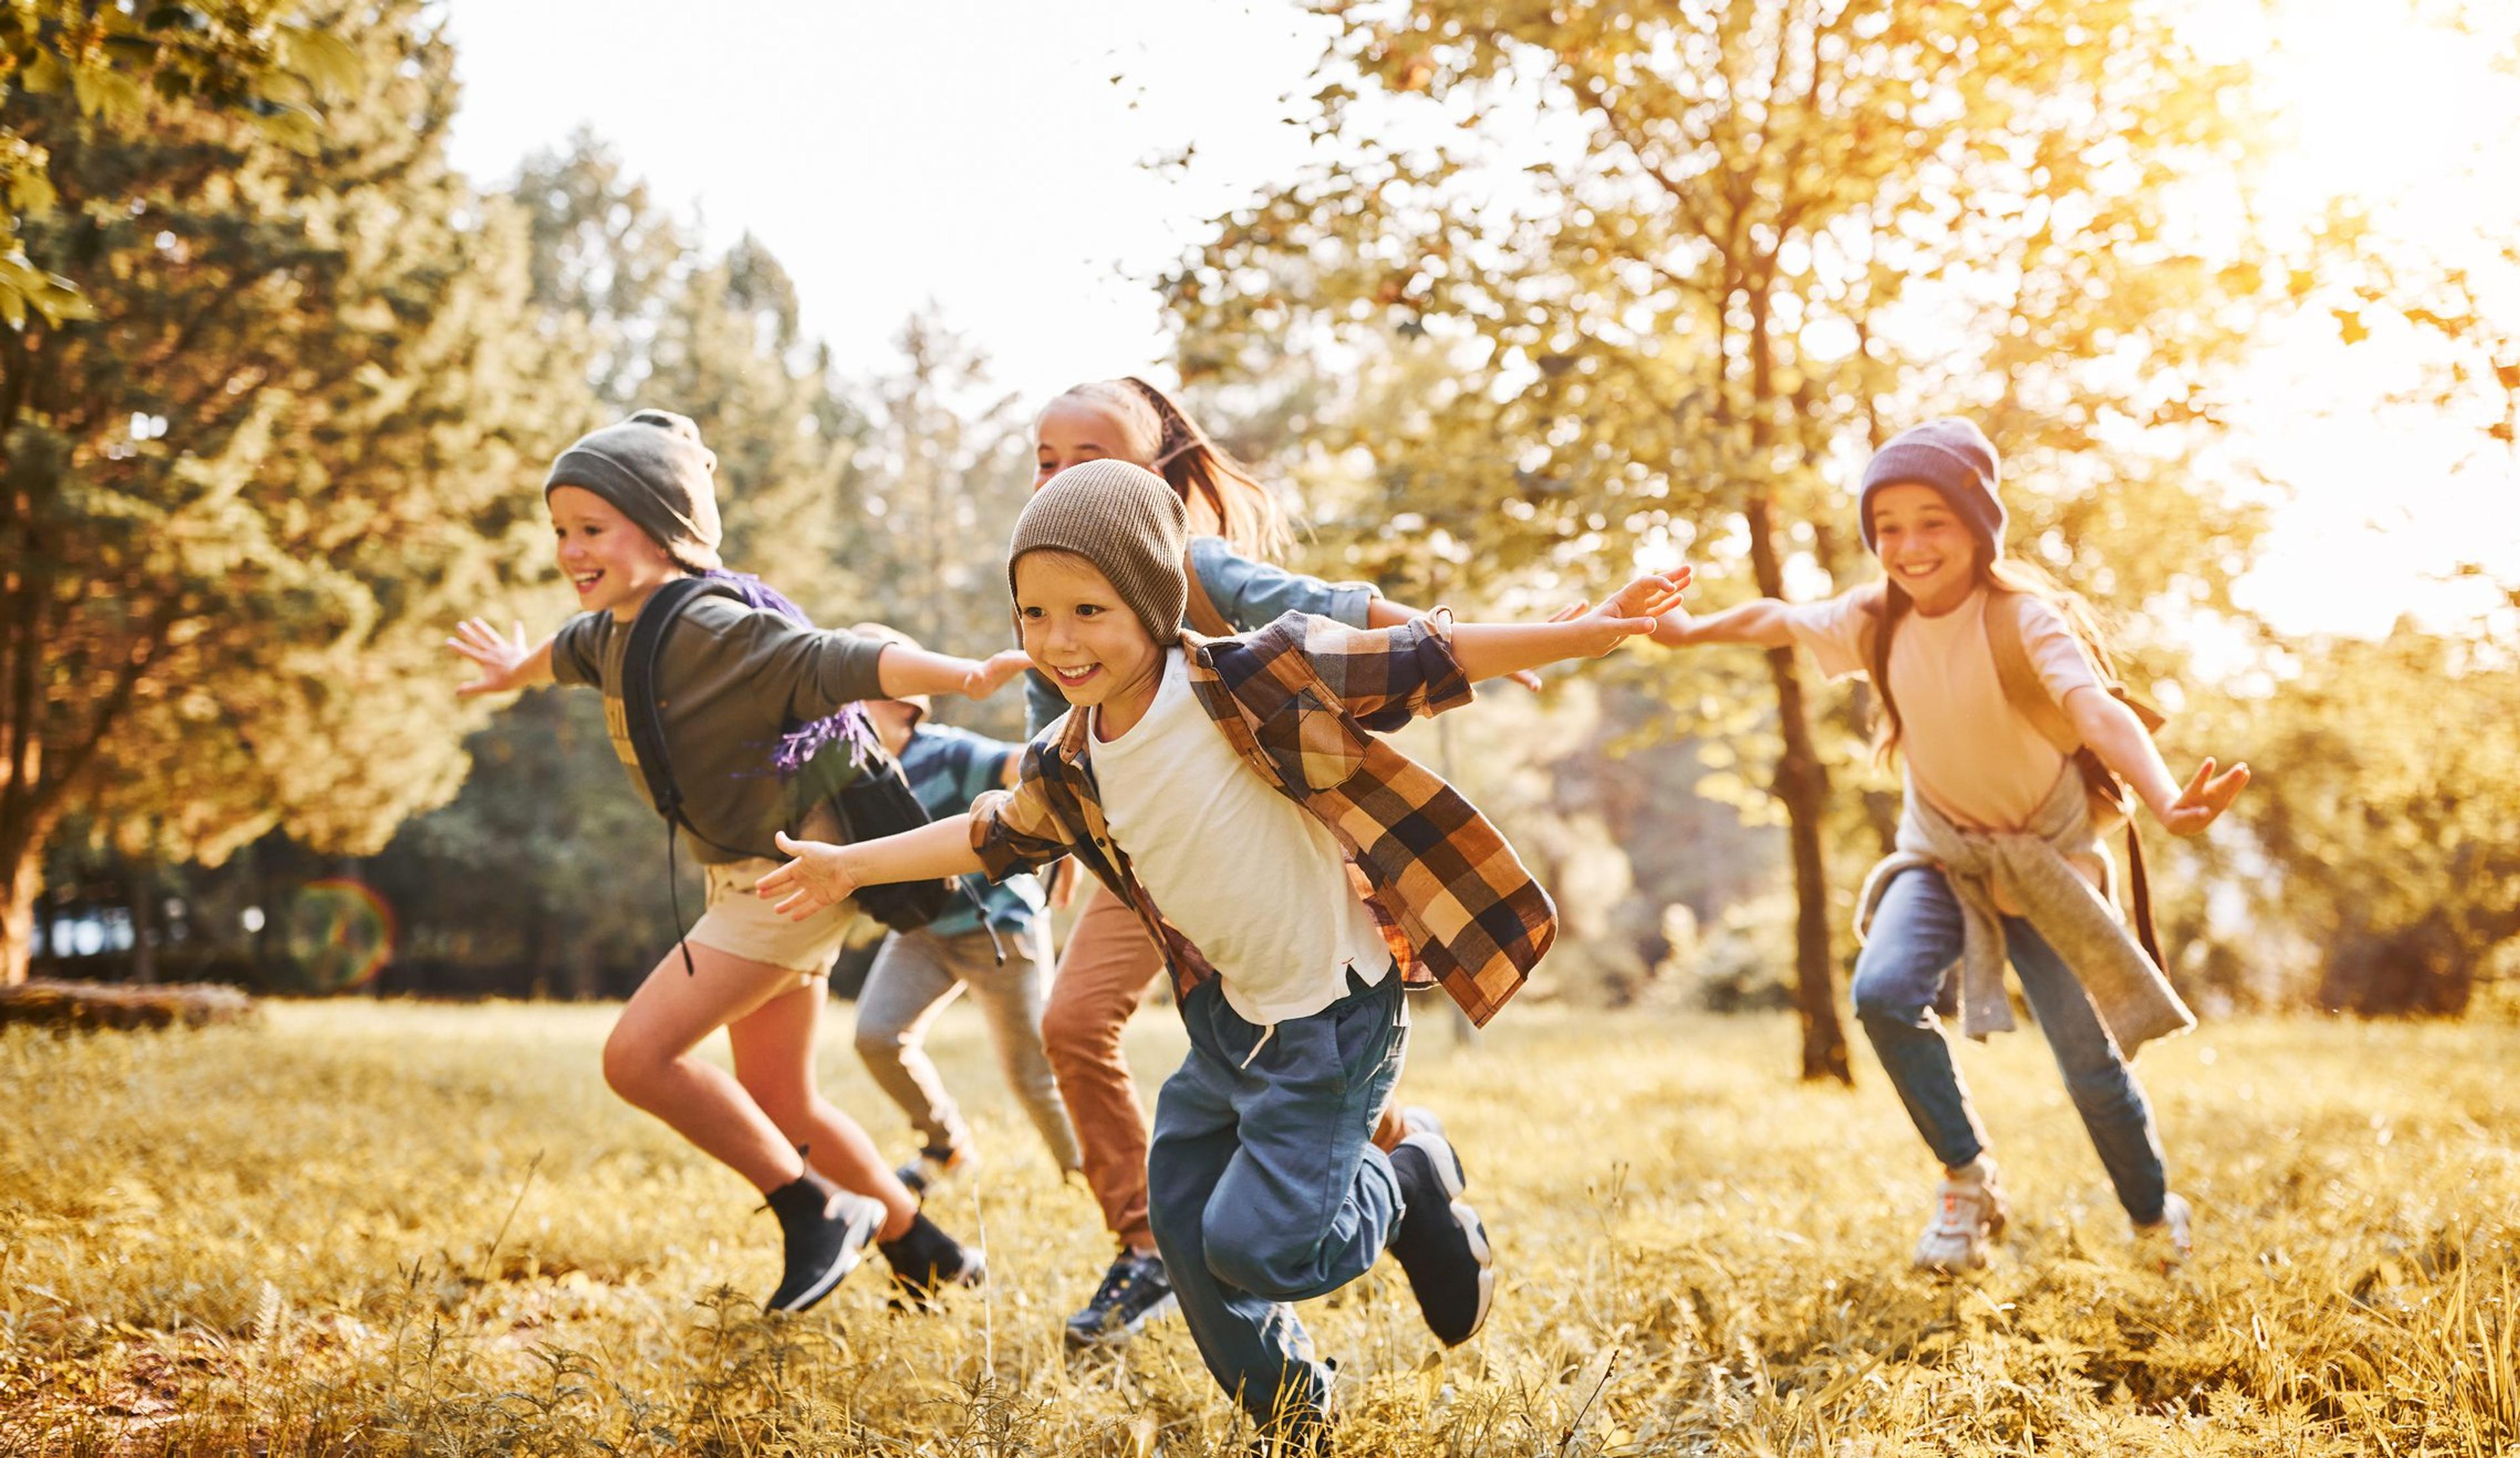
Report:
874,642,1034,702
1367,595,1549,693
450,618,555,697
758,820,986,921
1450,568,1692,683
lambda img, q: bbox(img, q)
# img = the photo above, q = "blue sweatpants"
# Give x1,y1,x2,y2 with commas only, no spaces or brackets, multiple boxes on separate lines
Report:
1146,969,1408,1436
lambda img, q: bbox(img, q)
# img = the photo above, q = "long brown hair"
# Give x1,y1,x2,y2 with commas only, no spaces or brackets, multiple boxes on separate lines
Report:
1042,377,1292,561
1869,553,2116,766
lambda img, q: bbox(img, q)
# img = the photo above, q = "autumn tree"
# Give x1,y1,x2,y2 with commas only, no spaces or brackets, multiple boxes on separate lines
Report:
0,2,360,325
1168,0,2288,1079
0,1,572,983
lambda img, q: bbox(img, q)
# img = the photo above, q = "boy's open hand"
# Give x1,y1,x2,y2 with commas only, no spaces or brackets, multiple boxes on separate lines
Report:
962,649,1034,699
448,618,534,697
759,832,860,920
1570,568,1692,657
2158,758,2250,837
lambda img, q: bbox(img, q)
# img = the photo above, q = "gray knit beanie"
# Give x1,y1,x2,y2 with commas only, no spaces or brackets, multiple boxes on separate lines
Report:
1007,461,1188,646
1857,417,2005,560
544,409,724,572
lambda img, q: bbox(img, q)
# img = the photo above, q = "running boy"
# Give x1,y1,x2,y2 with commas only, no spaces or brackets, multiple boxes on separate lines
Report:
759,460,1689,1447
1026,374,1542,1349
447,409,1024,1314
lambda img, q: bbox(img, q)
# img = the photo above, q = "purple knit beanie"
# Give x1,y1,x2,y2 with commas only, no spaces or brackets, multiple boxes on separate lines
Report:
1857,418,2004,560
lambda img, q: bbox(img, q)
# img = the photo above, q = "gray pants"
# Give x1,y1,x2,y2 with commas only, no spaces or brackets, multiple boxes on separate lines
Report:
853,922,1083,1173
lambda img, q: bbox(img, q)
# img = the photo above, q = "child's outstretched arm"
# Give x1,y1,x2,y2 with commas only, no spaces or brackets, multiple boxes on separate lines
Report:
1450,568,1692,683
2065,689,2250,837
1367,596,1550,692
757,821,986,921
875,641,1034,702
449,618,555,697
1647,597,1797,649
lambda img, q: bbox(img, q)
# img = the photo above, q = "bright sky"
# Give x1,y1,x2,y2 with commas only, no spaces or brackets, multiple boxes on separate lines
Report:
442,0,2519,643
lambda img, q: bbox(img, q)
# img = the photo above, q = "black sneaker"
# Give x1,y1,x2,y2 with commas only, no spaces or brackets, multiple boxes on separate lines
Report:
877,1211,986,1310
894,1144,971,1201
1062,1248,1177,1350
1386,1120,1494,1346
763,1178,885,1314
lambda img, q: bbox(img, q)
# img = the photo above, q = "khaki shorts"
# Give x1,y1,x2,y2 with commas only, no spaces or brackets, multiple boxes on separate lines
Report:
686,855,852,979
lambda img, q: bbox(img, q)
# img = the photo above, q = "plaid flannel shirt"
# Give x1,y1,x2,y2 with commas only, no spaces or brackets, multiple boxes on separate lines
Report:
967,610,1555,1027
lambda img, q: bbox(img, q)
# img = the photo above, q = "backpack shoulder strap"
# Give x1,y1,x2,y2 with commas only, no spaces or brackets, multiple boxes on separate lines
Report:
620,576,749,845
1849,580,1889,664
1984,587,2084,756
1181,549,1236,639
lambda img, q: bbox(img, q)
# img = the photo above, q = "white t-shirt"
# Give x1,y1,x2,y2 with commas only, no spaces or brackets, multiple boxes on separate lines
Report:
1782,586,2102,832
1088,651,1393,1024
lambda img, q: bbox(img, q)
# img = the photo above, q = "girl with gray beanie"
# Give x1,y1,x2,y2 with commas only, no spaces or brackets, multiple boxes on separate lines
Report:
1650,417,2250,1276
447,408,1031,1315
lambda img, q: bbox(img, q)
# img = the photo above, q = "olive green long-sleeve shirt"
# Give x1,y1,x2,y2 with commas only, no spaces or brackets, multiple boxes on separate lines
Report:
552,597,890,863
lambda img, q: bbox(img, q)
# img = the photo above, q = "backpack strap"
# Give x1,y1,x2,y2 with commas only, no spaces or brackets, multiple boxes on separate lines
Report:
1983,586,2170,975
620,575,752,974
1982,588,2083,757
1181,549,1236,639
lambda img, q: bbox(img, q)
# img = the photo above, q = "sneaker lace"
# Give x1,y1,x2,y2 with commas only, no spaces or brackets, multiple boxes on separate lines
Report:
1091,1254,1146,1308
1928,1182,1986,1238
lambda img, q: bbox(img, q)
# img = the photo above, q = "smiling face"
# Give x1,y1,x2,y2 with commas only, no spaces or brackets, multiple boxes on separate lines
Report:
1013,548,1165,737
1868,482,1983,616
548,485,682,620
1034,399,1148,488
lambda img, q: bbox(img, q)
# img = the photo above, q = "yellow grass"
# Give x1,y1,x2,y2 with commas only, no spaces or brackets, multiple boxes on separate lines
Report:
1,999,2513,1455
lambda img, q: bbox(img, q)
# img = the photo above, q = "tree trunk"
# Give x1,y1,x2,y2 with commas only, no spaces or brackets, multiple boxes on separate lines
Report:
1,844,38,986
1745,494,1853,1084
1739,269,1853,1085
129,865,158,985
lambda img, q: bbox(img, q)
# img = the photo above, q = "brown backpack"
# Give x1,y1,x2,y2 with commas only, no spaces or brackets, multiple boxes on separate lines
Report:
1866,584,2170,972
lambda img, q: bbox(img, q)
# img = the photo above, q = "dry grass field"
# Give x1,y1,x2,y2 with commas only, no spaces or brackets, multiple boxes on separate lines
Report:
1,997,2513,1455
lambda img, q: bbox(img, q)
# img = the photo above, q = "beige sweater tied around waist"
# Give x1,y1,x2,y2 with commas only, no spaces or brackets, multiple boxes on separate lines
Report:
1854,765,2194,1054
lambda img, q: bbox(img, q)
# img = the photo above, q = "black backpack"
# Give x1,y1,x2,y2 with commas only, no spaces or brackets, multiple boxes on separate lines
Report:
620,578,957,968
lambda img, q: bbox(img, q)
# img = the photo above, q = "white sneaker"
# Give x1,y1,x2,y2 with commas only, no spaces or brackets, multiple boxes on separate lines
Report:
2135,1191,2194,1273
1911,1159,2008,1272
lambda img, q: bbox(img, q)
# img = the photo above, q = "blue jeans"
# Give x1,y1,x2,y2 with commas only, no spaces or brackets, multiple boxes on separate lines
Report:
1146,970,1408,1438
1851,866,2169,1224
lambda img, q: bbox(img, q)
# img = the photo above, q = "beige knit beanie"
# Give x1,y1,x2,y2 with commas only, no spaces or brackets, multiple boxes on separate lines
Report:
1006,461,1188,645
544,408,724,572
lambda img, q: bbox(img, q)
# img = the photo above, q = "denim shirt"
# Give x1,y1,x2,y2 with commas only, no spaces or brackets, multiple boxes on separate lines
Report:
1022,536,1380,737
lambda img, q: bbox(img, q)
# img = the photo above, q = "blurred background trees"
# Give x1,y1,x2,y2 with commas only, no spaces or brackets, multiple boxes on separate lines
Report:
10,0,2517,1037
1163,0,2292,1076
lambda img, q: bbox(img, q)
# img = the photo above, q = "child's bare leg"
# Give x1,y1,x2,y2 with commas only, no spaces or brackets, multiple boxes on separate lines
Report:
730,981,921,1239
602,942,819,1193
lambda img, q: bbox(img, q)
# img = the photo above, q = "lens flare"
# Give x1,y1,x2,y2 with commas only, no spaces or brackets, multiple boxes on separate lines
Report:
280,879,397,993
